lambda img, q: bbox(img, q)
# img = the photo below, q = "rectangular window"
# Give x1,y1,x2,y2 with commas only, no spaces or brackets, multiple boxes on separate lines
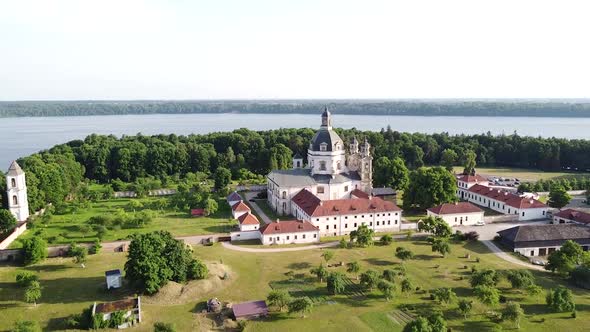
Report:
303,234,306,239
388,220,391,225
317,186,324,194
345,224,348,228
334,225,337,229
295,235,298,239
326,225,329,230
287,236,290,240
344,186,348,192
369,222,373,226
377,221,380,226
522,212,525,217
313,234,317,238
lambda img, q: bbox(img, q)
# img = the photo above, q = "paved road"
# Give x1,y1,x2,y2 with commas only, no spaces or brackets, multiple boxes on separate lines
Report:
457,219,550,240
100,233,227,252
243,191,272,224
481,240,547,272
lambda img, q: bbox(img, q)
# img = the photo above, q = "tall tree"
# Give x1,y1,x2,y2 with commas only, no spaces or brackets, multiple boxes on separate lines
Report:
440,148,458,172
288,297,313,318
22,237,48,266
213,167,231,190
463,150,477,175
267,290,292,311
546,286,575,312
0,209,17,234
548,185,572,209
327,272,346,295
403,167,458,210
502,302,524,329
24,280,42,306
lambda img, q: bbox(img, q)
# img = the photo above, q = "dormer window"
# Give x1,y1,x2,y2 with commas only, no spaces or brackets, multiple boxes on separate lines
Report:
320,142,327,152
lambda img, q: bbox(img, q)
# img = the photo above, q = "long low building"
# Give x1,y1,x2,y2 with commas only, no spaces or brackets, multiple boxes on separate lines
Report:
427,202,484,226
464,184,547,221
291,188,402,236
259,219,320,245
497,224,590,257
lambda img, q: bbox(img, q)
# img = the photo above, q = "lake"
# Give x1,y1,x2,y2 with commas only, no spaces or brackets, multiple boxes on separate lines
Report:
2,113,590,169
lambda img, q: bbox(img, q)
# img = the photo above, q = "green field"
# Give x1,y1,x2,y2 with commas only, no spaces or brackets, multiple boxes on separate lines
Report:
10,197,234,248
452,166,590,182
1,237,589,331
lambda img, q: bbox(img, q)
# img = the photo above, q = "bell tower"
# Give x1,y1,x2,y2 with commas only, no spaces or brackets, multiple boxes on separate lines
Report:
6,161,29,222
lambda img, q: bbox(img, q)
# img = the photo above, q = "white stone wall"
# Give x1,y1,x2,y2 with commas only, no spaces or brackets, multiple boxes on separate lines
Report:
426,210,484,226
239,223,259,232
230,230,261,241
261,230,320,245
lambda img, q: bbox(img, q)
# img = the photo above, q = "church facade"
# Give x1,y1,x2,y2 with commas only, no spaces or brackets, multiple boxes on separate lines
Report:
267,108,373,215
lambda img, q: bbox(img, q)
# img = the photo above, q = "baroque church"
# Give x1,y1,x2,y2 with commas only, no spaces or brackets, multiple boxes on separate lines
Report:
267,108,373,215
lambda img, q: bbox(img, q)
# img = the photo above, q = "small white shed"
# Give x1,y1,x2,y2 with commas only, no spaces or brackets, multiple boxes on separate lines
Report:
105,269,122,289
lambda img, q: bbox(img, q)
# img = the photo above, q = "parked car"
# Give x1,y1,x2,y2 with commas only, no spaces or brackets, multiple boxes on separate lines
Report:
531,259,546,266
474,221,486,226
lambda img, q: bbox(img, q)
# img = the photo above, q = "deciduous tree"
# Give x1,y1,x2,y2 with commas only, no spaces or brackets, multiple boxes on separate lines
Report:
502,302,524,329
267,290,292,311
546,286,575,312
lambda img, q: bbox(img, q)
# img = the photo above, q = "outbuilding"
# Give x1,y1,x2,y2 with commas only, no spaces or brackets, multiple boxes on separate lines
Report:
105,269,122,289
232,300,268,320
427,202,484,226
497,223,590,257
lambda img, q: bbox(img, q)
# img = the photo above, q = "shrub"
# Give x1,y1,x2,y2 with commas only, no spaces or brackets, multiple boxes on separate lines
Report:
11,320,41,332
15,271,38,287
89,240,102,255
154,322,176,332
380,234,393,246
22,238,47,266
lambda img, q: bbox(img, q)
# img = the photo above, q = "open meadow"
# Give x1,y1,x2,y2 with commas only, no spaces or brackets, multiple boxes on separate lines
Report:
452,166,590,182
1,237,589,331
9,197,234,249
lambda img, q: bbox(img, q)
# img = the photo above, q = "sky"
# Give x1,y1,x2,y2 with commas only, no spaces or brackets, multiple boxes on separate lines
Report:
1,0,589,100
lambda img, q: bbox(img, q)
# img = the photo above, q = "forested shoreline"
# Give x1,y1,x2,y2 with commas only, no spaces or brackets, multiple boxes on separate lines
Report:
3,127,590,213
2,100,590,118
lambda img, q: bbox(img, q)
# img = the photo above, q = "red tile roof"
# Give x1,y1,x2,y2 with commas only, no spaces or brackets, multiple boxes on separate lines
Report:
427,202,483,215
292,189,401,217
259,220,318,235
468,184,546,209
232,201,251,212
238,213,260,225
554,209,590,224
457,174,488,183
227,192,242,202
232,300,268,318
350,188,370,199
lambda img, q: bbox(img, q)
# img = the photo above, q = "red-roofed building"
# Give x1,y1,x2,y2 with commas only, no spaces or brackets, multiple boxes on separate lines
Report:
427,202,484,226
190,209,205,217
350,188,370,199
291,189,402,236
465,184,548,221
237,212,261,231
456,173,489,200
232,300,269,320
259,220,319,245
552,209,590,225
231,201,251,219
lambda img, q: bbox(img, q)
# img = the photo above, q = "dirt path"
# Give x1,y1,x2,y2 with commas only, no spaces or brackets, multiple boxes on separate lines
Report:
243,191,272,224
100,233,227,252
221,241,340,253
481,240,547,272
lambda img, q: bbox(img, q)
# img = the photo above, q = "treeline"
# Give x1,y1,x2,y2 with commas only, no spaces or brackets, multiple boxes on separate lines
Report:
517,177,590,193
3,100,590,118
22,128,590,188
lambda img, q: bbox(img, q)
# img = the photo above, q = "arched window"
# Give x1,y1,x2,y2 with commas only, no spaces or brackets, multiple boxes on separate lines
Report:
11,178,16,188
282,191,287,199
337,161,341,170
320,142,327,152
12,195,18,205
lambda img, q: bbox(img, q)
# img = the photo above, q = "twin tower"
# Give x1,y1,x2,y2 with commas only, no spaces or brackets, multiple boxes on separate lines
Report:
5,161,29,222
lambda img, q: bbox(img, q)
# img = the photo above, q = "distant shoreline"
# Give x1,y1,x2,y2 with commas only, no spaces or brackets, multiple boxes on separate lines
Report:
2,100,590,118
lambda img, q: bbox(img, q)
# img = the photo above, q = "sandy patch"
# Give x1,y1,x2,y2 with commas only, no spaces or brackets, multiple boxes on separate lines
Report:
143,262,233,305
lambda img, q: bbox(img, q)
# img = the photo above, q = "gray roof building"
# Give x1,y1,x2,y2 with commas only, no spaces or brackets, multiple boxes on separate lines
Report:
267,168,360,187
497,223,590,249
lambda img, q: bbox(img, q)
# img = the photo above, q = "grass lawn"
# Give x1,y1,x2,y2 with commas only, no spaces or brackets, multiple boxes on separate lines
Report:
452,166,590,182
2,237,589,331
9,197,233,248
250,199,291,221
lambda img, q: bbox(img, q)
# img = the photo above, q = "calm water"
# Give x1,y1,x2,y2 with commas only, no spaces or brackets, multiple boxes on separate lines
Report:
2,113,590,169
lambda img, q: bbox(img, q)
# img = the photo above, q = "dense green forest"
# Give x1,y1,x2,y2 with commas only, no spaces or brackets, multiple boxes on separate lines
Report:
7,127,590,213
2,100,590,117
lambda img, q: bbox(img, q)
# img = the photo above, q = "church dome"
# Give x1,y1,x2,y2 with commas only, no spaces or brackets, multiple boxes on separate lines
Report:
309,107,344,152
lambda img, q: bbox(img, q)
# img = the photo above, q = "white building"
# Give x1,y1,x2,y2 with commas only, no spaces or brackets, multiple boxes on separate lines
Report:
231,201,251,219
105,269,122,289
464,184,548,221
291,189,402,237
238,212,261,232
456,173,489,200
427,202,484,227
259,220,320,245
552,209,590,225
267,108,373,215
5,161,29,222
